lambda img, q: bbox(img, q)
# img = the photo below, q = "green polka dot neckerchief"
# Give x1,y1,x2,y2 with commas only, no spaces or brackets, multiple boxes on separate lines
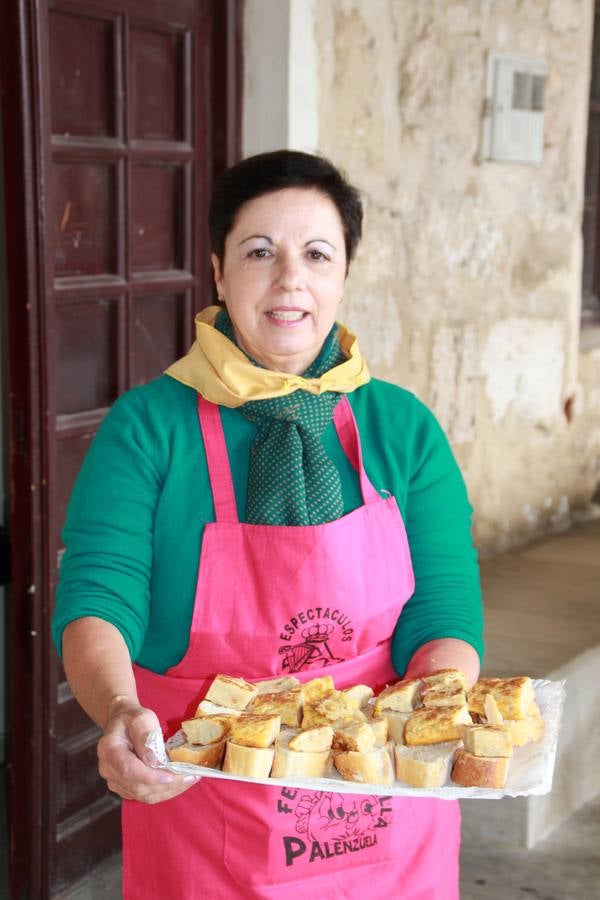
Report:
214,310,347,526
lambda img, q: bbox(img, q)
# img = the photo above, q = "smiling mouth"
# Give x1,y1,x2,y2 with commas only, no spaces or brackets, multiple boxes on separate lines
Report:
266,309,308,323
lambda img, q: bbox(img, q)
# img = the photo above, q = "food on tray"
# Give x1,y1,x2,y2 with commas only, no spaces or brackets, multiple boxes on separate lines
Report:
230,714,281,748
182,714,234,745
288,726,334,753
205,674,258,710
501,701,545,747
394,741,460,788
451,749,510,789
343,684,374,707
461,724,513,758
271,729,332,778
405,705,472,745
332,721,377,754
333,744,394,785
422,686,467,708
301,676,335,704
168,739,227,768
195,699,242,717
166,669,547,791
223,741,275,777
421,668,468,692
375,710,411,744
255,675,300,694
301,690,364,729
373,678,421,714
468,676,535,720
250,688,303,727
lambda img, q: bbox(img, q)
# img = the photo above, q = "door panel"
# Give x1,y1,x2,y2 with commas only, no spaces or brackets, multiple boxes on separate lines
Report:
2,0,242,896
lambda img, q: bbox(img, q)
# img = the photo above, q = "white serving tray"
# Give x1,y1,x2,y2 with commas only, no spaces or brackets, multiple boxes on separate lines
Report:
146,679,565,799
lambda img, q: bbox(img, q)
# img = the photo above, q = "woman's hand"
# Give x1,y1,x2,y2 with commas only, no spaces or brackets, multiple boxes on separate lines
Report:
97,697,200,804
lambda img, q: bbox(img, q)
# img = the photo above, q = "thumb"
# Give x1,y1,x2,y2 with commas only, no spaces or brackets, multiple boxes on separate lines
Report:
126,706,164,765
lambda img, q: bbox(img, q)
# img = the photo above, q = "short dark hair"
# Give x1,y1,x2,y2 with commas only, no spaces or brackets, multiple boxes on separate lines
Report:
208,150,363,269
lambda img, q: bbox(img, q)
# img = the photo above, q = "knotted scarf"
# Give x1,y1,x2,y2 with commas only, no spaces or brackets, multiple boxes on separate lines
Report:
214,310,346,525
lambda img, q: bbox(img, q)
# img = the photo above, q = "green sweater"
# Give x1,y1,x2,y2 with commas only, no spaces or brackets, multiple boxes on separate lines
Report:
52,375,484,674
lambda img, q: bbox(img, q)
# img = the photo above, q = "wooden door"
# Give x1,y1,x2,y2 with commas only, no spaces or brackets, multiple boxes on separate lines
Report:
1,1,242,896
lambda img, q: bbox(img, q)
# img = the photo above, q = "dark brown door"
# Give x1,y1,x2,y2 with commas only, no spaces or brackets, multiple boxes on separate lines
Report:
1,1,241,896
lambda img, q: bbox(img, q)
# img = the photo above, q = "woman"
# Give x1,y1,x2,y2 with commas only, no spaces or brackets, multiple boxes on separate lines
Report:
53,150,483,898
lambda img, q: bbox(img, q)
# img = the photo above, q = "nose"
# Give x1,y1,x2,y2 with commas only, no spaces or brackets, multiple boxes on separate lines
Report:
274,254,303,292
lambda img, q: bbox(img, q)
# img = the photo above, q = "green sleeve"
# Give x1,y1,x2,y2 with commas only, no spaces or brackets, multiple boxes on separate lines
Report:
51,387,162,660
390,399,484,675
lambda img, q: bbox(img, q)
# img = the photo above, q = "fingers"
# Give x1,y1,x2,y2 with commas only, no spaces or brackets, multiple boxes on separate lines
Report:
98,703,202,804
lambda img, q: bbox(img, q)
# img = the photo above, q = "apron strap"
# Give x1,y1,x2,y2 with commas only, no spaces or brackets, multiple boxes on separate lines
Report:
333,396,382,504
197,394,239,524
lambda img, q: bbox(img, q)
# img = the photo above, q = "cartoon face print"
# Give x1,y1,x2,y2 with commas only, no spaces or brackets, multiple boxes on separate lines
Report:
294,792,372,842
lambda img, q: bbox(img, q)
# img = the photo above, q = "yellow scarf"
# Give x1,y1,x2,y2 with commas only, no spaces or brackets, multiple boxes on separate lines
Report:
165,306,370,407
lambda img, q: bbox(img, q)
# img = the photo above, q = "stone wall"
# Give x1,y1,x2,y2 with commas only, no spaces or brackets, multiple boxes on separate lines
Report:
313,0,600,553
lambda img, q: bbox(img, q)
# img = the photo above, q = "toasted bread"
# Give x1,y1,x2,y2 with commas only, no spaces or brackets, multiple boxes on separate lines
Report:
468,677,535,720
451,749,509,789
167,739,226,768
461,724,513,758
254,675,300,694
271,730,331,778
251,688,303,727
333,744,394,785
343,684,374,707
394,741,460,788
373,679,422,715
181,715,233,745
223,741,274,777
288,726,334,753
405,705,472,745
230,714,281,748
205,675,258,710
332,722,376,754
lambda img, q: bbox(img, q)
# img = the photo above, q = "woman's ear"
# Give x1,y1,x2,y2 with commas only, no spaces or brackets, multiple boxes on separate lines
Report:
211,253,224,299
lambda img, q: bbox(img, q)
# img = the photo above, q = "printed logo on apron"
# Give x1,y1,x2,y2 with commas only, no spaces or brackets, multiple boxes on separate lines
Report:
278,608,354,672
277,788,394,868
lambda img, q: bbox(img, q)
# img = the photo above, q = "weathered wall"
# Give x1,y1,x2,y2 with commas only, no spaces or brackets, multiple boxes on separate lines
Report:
313,0,600,553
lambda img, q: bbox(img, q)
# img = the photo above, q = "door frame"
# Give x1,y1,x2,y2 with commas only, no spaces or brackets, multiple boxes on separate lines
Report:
0,1,242,896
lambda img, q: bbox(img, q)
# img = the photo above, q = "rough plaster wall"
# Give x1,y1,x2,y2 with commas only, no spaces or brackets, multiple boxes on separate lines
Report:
315,0,600,553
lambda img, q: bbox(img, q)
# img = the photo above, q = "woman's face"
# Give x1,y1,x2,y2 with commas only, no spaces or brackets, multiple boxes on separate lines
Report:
211,188,347,374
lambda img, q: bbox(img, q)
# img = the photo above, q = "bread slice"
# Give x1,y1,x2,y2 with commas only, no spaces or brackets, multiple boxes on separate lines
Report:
343,684,374,707
422,686,467,708
503,701,545,747
451,749,510,789
251,688,303,727
373,679,422,715
462,724,513,758
254,675,300,694
223,741,274,778
194,700,242,718
289,726,334,752
333,745,394,785
332,722,376,753
301,676,335,704
205,675,258,710
363,708,389,745
421,668,467,691
468,677,535,720
167,739,226,768
230,714,281,748
271,730,331,779
394,741,460,788
405,705,472,745
377,710,411,744
181,714,234,745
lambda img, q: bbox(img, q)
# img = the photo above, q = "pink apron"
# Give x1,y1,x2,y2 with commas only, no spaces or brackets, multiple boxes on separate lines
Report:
122,395,461,899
